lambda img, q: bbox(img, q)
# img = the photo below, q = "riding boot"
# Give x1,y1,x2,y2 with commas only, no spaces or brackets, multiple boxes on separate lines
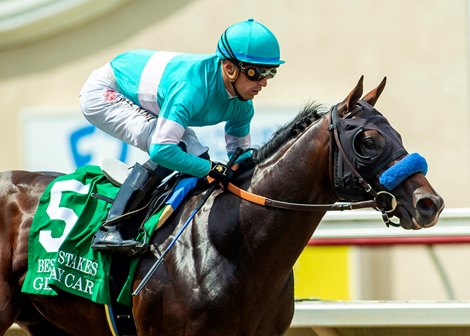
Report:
92,162,166,253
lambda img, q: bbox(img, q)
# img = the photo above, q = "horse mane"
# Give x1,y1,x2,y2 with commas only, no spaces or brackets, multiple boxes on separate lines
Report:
251,102,327,164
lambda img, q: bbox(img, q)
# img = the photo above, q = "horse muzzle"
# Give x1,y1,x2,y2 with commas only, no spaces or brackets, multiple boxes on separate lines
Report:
390,188,444,230
412,187,445,228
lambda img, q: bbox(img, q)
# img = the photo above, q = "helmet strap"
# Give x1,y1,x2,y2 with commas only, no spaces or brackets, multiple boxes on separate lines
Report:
222,61,247,101
231,80,247,102
229,67,248,102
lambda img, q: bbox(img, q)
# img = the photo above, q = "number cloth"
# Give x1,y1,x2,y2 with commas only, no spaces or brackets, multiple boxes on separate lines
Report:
21,166,117,304
21,165,198,305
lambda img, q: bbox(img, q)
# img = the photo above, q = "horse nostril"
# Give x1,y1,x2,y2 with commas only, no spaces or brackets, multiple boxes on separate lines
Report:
417,197,437,217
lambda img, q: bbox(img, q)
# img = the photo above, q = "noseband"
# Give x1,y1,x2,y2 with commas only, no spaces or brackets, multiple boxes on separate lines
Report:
224,102,428,227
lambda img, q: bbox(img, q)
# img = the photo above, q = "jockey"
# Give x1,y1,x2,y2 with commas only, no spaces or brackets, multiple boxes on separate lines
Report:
79,18,284,253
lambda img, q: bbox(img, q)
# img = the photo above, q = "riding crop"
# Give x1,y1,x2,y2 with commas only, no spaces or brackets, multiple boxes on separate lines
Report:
133,147,244,296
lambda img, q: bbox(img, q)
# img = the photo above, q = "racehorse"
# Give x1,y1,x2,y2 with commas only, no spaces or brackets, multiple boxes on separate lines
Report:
0,77,444,335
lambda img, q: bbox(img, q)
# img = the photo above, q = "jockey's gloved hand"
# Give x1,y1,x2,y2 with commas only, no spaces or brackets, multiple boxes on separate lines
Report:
208,161,234,185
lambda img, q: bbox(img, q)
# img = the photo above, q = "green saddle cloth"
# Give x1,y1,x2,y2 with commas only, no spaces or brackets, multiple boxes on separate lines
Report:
21,165,196,306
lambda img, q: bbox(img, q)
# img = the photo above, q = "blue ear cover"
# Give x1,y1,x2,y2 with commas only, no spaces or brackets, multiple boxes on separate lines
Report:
379,153,428,190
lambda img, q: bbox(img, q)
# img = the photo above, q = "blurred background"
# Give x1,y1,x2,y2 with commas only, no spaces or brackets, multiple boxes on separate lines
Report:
1,0,470,305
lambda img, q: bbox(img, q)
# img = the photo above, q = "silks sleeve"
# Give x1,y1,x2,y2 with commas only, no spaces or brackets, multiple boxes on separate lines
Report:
224,103,254,158
149,143,210,178
149,81,211,177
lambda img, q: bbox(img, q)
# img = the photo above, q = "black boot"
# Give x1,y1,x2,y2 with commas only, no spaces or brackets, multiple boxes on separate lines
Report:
92,162,164,253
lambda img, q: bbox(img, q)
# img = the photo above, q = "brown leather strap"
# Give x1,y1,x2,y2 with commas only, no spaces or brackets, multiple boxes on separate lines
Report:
225,182,377,212
331,105,377,198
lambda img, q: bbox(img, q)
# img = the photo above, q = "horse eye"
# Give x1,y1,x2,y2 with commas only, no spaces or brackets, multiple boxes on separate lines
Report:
354,131,384,159
363,137,376,149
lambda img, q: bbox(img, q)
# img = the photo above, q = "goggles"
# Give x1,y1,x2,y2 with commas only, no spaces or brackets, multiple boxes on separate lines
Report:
240,64,277,81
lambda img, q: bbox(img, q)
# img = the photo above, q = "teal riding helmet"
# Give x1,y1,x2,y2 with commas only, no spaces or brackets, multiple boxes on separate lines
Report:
217,19,285,67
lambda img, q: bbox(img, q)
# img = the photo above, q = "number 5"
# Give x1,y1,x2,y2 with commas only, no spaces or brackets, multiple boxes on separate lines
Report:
39,180,90,253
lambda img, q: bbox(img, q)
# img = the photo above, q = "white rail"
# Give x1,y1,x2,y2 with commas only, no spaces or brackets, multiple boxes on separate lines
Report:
312,208,470,244
292,300,470,327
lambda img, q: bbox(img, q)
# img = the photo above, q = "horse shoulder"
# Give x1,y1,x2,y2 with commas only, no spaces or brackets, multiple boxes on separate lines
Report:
0,171,58,280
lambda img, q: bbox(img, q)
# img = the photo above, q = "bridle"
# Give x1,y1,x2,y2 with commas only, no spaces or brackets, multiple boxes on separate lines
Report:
329,102,401,226
224,102,403,227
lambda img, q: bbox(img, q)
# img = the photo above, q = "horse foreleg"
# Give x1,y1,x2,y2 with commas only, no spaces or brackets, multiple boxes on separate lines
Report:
254,273,295,336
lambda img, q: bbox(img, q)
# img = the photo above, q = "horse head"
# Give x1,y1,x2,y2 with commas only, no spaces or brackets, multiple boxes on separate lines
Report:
332,76,444,229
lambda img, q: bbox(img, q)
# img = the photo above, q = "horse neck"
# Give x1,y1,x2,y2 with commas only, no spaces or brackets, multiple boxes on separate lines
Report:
241,116,337,280
251,115,335,206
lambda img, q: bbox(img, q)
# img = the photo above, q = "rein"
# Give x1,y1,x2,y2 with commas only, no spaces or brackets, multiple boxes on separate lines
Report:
226,182,383,211
224,104,400,227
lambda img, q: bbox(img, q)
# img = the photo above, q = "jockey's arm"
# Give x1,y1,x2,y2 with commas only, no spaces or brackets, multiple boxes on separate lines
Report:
148,82,213,177
224,107,254,161
148,114,211,177
149,142,210,178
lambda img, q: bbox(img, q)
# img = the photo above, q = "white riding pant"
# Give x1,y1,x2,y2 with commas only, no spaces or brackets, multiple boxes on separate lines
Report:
79,63,208,157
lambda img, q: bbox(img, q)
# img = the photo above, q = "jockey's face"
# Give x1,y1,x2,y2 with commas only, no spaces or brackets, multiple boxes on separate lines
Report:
235,69,269,100
221,60,273,101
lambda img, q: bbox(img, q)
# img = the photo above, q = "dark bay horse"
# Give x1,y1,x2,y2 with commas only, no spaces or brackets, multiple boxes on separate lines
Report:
0,77,444,335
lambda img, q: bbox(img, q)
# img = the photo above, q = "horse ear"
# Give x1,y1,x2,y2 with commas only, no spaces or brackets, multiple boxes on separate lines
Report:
362,77,387,106
337,76,364,117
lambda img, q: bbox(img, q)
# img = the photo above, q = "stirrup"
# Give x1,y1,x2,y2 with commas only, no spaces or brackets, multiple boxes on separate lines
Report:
93,241,149,255
127,244,150,257
92,228,143,253
92,240,146,254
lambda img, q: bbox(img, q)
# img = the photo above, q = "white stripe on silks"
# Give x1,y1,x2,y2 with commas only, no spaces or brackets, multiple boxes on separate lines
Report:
138,51,179,114
225,133,251,153
151,117,185,145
